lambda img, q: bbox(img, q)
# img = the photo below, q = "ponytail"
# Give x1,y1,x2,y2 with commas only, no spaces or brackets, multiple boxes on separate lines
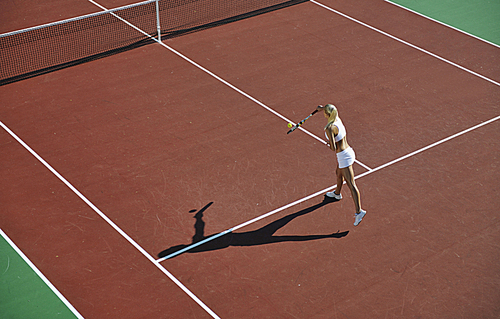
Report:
323,104,338,130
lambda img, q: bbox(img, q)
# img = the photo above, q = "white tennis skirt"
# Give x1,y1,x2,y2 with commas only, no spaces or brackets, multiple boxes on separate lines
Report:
336,147,355,169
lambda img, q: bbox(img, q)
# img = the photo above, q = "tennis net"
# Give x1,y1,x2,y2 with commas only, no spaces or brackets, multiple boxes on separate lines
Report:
0,0,307,86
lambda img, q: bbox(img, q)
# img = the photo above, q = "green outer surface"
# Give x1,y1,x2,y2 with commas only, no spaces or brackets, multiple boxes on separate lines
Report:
391,0,500,45
0,235,79,319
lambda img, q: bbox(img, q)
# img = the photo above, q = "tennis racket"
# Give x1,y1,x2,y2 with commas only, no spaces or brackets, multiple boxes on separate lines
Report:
287,109,318,134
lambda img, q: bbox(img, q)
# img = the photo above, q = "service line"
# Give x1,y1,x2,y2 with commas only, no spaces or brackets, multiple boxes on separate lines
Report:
157,115,500,261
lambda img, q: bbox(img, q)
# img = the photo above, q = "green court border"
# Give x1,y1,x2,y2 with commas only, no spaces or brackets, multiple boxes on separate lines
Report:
387,0,500,46
0,229,83,319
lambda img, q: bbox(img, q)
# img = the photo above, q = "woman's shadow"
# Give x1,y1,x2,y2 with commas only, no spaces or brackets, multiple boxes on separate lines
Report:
158,197,348,259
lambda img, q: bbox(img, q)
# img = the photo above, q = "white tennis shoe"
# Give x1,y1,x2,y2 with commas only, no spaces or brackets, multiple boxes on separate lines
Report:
354,210,366,226
326,191,342,200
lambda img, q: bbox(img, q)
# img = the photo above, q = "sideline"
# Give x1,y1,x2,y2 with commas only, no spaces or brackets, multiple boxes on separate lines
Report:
0,121,221,319
384,0,500,49
311,0,500,88
0,229,84,319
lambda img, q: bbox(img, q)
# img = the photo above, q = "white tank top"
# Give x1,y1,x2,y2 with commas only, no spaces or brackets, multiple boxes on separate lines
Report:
325,118,346,142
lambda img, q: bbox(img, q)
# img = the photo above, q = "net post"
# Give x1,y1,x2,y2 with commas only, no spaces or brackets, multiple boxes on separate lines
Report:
155,0,161,42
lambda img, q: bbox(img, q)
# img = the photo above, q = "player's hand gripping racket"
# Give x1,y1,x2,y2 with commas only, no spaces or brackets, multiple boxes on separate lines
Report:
287,109,318,134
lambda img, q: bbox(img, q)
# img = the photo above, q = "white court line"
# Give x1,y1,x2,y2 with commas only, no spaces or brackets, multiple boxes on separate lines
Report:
0,121,221,319
157,184,335,261
384,0,500,49
354,115,500,178
157,115,500,261
311,0,500,88
0,229,85,319
87,0,373,172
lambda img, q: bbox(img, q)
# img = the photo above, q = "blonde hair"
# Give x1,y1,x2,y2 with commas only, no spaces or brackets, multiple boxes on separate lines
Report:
324,104,338,130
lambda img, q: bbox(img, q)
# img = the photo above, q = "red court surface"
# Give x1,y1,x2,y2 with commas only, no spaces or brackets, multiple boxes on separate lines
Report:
1,0,499,318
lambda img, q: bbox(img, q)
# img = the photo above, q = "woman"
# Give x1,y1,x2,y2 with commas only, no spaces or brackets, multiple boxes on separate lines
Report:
318,104,366,226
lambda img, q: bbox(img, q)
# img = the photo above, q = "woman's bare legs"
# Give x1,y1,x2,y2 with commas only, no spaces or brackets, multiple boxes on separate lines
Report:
340,165,361,213
328,164,366,225
334,166,344,196
340,165,366,225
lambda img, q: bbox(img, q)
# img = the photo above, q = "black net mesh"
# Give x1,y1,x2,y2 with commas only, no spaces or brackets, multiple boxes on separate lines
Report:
0,0,307,86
